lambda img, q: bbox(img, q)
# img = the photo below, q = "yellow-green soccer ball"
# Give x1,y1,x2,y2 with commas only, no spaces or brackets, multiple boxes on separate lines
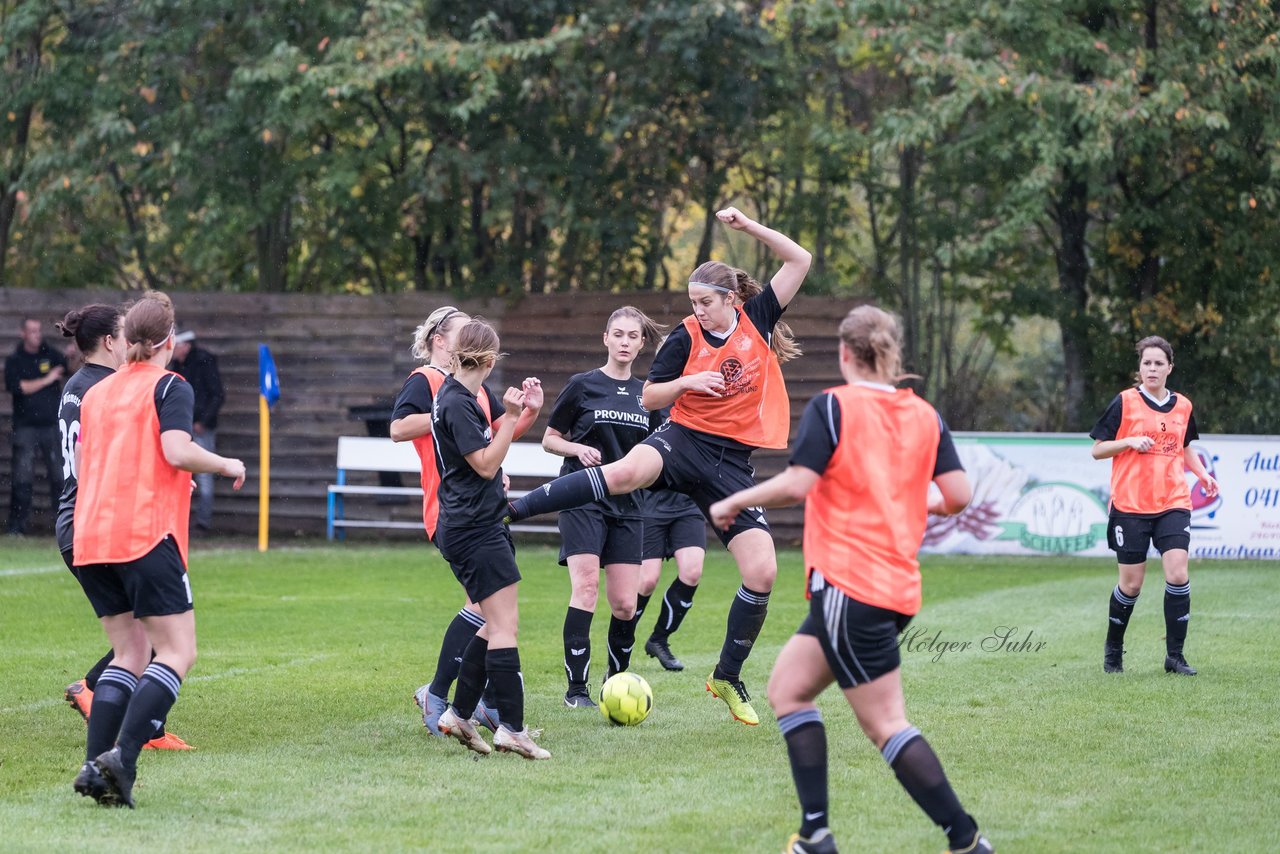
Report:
599,672,652,726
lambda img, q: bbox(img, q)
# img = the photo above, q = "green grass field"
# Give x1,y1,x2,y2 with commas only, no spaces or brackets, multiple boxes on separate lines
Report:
1,541,1277,853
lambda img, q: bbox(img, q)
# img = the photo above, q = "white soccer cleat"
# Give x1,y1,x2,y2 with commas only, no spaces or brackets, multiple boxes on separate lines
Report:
493,726,551,760
436,707,491,755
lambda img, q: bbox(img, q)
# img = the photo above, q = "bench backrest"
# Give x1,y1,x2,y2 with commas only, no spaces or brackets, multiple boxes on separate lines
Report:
335,435,562,478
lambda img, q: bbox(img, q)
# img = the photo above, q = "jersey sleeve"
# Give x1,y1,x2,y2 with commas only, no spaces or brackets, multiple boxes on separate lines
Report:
155,375,195,435
1088,395,1124,442
1185,411,1200,445
392,373,434,420
647,326,693,384
742,283,785,337
446,396,492,458
790,393,840,475
547,375,584,434
933,415,963,477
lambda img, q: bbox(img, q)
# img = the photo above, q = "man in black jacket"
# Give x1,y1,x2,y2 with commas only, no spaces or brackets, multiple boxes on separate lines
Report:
171,329,225,531
5,318,67,535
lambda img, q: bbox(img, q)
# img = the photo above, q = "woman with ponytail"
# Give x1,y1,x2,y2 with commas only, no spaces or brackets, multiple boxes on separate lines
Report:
69,292,245,808
709,305,992,854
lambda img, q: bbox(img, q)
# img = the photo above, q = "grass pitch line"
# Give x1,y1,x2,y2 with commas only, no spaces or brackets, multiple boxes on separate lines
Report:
0,564,64,577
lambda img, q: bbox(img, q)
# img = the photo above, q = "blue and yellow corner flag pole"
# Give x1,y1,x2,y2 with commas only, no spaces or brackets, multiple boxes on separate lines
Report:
258,345,281,552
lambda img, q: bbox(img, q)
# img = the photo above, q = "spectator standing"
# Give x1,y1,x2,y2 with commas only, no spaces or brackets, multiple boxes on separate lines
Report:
5,318,67,535
169,330,225,531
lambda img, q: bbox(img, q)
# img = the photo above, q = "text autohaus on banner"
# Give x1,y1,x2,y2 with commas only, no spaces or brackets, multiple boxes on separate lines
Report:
922,433,1280,560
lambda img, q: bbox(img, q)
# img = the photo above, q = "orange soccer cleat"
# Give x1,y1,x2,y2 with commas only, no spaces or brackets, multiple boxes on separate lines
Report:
143,731,195,751
64,680,94,722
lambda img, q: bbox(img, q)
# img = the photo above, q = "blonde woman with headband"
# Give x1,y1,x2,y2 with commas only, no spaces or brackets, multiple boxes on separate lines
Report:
430,318,548,759
389,306,541,736
709,305,992,854
70,292,245,808
507,205,810,727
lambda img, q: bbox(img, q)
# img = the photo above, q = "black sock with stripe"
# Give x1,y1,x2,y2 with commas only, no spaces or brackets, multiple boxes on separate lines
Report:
779,708,829,837
506,467,608,521
450,636,488,719
606,613,637,676
634,593,651,621
652,577,698,640
563,606,593,690
85,666,136,761
1107,585,1138,646
116,662,182,771
486,647,524,733
882,726,978,850
429,607,485,698
1164,581,1191,656
714,585,770,681
84,649,115,690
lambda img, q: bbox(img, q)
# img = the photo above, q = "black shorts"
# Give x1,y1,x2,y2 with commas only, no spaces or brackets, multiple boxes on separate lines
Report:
642,513,708,561
435,523,522,603
1107,508,1192,563
641,421,769,547
558,506,642,566
796,570,912,689
70,537,193,619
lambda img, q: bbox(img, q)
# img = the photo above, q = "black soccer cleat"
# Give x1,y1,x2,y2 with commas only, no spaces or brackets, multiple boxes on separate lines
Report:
564,687,598,709
73,761,110,803
947,832,995,854
645,636,685,671
784,827,838,853
1103,642,1124,673
1164,654,1197,676
92,747,136,809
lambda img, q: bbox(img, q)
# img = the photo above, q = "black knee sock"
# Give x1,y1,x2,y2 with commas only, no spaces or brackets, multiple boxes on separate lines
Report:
1164,581,1191,656
486,647,524,733
652,577,698,640
714,585,770,681
1107,585,1138,646
506,468,608,521
84,650,115,690
85,666,136,761
429,608,485,698
607,613,637,676
451,636,488,719
634,593,652,622
883,726,979,850
563,606,593,689
779,709,829,837
116,662,182,771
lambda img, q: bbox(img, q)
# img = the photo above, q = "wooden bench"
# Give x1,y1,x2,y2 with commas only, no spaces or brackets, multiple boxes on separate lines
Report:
326,436,563,539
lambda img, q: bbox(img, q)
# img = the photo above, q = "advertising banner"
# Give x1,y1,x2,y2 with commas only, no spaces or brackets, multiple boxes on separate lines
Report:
922,433,1280,560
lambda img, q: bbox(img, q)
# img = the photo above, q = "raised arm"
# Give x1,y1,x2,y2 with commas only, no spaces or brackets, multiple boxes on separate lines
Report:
708,465,821,530
717,206,812,308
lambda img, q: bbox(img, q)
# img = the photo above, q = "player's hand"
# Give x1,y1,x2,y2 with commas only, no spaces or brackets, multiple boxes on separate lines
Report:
223,458,247,490
575,444,602,467
1200,474,1220,499
48,365,65,382
685,371,726,397
1127,435,1154,453
709,499,738,531
716,206,755,232
521,377,544,411
502,387,525,417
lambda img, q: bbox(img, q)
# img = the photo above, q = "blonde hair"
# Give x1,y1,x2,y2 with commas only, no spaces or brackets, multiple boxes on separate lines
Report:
606,306,665,347
411,306,468,361
688,260,802,363
838,305,904,381
449,318,503,372
123,292,175,363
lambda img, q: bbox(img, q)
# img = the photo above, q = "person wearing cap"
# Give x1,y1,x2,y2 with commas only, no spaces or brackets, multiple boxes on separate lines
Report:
169,330,225,531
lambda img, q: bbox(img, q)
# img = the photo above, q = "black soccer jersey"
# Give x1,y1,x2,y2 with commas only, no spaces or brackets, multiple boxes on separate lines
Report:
55,363,113,553
1089,390,1199,446
789,385,963,478
432,375,507,528
546,369,660,517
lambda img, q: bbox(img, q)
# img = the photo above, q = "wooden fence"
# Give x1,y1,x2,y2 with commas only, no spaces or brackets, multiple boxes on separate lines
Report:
0,288,860,544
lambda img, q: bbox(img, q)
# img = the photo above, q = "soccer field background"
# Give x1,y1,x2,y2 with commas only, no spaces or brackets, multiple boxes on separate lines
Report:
2,542,1276,853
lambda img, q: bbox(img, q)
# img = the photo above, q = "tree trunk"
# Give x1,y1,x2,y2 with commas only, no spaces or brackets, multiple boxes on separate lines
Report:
107,162,161,291
694,160,723,268
1053,166,1091,430
255,200,291,292
897,145,921,374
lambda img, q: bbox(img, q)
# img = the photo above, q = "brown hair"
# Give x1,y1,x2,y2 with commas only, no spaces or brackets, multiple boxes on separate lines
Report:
412,305,469,361
838,305,904,381
606,306,665,347
1135,335,1173,364
688,260,802,363
57,304,124,355
450,318,503,372
123,291,176,363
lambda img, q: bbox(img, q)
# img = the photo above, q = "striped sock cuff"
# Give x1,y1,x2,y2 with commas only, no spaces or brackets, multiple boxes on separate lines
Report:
736,585,771,607
97,666,139,692
1112,586,1139,606
142,662,182,701
585,467,608,502
881,725,922,766
778,708,824,736
458,608,486,628
1165,581,1191,597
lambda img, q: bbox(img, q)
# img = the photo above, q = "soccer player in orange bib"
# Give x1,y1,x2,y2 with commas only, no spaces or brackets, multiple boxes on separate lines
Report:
709,306,993,854
505,206,810,726
390,306,541,735
1089,335,1218,676
70,292,245,807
